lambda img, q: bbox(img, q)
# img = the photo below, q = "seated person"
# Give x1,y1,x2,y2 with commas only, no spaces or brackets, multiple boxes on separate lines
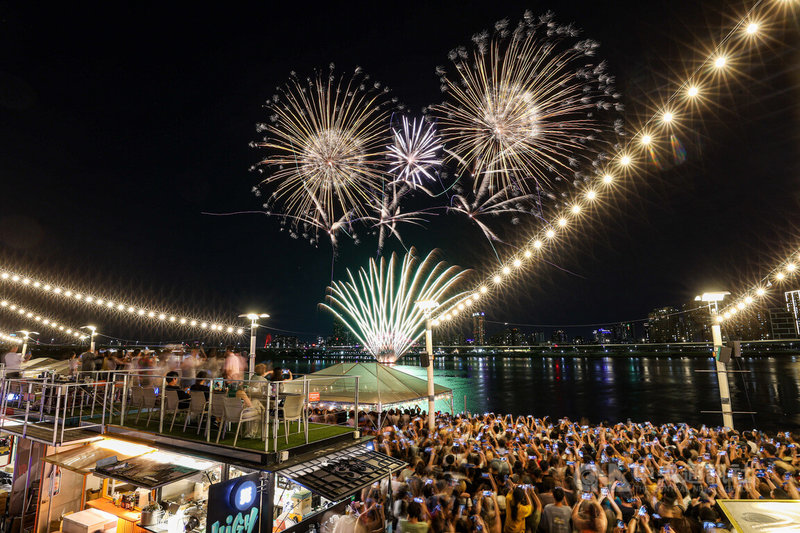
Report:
267,366,292,382
190,371,211,400
251,363,268,382
165,371,191,409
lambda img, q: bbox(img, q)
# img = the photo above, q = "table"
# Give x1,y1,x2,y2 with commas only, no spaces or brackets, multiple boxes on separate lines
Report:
86,498,147,533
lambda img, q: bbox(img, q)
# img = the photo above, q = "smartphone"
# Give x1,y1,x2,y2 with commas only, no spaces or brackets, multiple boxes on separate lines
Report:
617,521,625,530
638,506,647,517
582,492,592,500
483,490,492,496
601,488,608,496
482,473,490,479
414,497,424,504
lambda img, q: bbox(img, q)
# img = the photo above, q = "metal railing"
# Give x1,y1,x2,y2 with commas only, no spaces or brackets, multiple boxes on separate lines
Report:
0,369,362,452
0,373,111,445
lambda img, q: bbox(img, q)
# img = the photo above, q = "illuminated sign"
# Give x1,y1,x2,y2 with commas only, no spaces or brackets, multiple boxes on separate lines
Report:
232,479,257,511
208,473,261,533
308,392,320,403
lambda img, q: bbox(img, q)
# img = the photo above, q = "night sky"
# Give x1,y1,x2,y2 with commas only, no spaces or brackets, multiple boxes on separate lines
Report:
0,1,798,344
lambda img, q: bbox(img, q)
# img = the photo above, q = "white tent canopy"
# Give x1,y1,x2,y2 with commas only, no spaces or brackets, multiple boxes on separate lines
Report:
290,362,452,408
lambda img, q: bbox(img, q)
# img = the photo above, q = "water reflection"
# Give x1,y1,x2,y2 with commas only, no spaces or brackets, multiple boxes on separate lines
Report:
272,355,800,431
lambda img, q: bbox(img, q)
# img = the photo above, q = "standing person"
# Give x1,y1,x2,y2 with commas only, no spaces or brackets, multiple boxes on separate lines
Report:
4,345,29,379
504,486,534,533
224,345,244,382
541,487,572,533
79,350,96,376
181,347,200,388
68,353,80,377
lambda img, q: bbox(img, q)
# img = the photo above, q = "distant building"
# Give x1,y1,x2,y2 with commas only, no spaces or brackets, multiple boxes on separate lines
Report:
647,307,681,343
785,290,800,336
593,328,613,344
613,322,634,343
769,307,796,340
268,334,299,349
330,318,354,346
490,327,520,346
531,331,547,345
551,329,568,344
573,335,585,345
680,302,712,342
472,312,486,345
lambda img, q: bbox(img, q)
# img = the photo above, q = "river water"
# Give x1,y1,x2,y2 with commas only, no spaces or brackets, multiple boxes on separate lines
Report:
266,354,800,432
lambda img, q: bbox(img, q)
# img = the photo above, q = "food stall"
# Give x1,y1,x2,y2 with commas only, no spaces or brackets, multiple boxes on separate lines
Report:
91,450,220,533
268,443,407,533
36,438,155,533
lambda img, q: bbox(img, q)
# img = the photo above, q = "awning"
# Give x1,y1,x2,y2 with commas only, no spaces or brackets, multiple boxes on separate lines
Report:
45,438,155,474
277,444,407,502
93,450,217,489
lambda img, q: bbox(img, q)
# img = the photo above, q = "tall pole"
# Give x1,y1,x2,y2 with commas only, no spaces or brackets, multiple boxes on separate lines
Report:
711,302,734,429
90,332,96,353
425,318,435,432
249,319,257,376
21,338,28,358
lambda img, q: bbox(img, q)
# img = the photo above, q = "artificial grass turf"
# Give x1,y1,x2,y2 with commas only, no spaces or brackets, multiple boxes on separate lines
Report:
117,415,354,452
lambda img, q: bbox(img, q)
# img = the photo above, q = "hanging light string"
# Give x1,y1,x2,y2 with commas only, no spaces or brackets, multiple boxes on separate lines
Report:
716,246,800,323
0,268,244,335
0,329,22,344
432,0,787,326
0,297,88,340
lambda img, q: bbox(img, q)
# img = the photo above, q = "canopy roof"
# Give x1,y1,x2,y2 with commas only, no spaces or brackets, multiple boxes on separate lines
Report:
291,362,451,407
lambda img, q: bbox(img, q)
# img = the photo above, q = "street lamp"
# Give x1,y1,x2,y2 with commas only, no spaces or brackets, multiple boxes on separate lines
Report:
81,325,98,352
415,300,439,431
239,313,270,375
695,292,733,429
16,330,39,358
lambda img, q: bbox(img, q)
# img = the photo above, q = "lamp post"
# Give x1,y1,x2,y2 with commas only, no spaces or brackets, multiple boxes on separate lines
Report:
239,313,270,375
81,325,98,352
16,330,38,358
695,292,733,429
415,300,439,431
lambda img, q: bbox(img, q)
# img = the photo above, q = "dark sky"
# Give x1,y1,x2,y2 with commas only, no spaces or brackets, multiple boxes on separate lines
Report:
0,1,798,344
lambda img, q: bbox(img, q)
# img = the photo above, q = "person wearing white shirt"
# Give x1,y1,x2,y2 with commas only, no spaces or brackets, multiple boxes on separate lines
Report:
4,345,29,378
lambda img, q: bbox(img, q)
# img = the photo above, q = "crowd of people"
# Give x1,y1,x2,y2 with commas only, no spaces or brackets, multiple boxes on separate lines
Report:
69,345,294,385
345,411,800,533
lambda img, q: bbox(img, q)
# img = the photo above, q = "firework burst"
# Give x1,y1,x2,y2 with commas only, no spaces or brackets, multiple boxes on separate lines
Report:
431,11,622,202
253,66,395,245
320,248,469,363
387,117,442,188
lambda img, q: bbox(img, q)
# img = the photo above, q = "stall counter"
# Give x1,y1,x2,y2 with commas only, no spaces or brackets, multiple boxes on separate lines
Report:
86,498,147,533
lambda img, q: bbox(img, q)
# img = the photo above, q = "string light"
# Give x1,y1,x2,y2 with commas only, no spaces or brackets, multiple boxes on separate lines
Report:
0,297,86,339
717,247,800,323
0,266,244,335
0,330,22,344
432,0,787,325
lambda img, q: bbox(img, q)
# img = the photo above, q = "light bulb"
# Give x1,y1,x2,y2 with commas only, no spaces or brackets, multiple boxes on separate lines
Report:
687,86,699,97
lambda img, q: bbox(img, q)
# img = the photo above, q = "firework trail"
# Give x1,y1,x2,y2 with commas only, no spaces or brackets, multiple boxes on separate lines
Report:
320,248,470,363
430,11,623,240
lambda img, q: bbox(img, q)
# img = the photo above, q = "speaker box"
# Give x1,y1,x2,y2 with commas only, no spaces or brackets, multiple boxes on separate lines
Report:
717,346,732,364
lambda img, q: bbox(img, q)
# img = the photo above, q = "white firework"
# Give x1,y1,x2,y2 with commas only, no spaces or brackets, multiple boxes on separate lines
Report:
387,117,442,187
320,248,469,363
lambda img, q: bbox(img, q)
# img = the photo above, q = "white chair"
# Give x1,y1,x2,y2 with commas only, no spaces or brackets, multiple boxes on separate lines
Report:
223,397,262,447
165,390,190,431
141,388,159,426
184,391,209,434
130,387,144,422
278,395,306,444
